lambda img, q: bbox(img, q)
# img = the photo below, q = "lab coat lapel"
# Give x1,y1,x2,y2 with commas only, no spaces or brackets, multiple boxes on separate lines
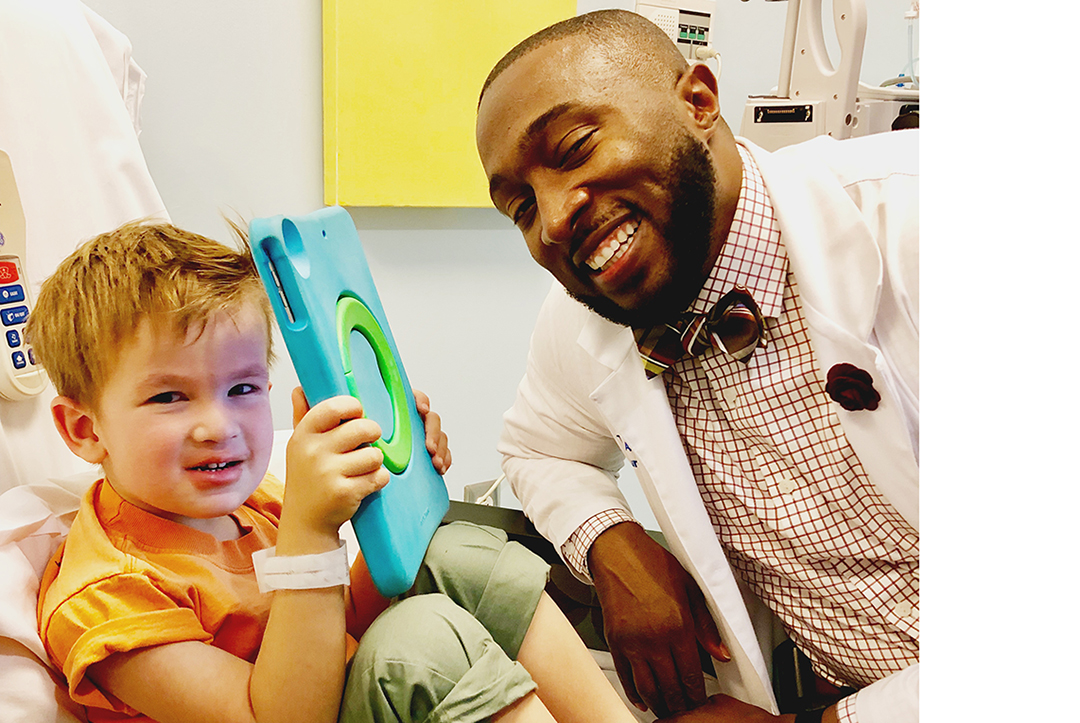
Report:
750,141,919,530
576,318,779,712
748,138,882,340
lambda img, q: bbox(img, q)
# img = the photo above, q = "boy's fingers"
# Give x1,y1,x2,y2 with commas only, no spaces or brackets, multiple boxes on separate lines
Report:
301,395,367,434
290,386,310,429
424,413,445,457
414,395,452,474
338,439,384,474
331,417,383,454
431,452,450,476
422,407,441,441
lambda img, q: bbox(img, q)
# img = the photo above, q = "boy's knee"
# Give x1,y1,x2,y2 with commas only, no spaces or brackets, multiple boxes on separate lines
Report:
348,595,474,713
420,522,512,600
341,594,534,723
354,593,480,674
414,522,549,657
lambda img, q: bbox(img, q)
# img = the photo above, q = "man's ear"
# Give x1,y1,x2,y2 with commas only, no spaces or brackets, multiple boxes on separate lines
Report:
51,396,107,464
676,63,722,139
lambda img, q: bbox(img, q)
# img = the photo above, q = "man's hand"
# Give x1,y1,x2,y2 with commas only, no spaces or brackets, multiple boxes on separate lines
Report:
588,522,730,717
414,389,451,474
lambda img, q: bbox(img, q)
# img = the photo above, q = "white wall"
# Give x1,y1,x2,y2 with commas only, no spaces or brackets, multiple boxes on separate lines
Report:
81,0,915,529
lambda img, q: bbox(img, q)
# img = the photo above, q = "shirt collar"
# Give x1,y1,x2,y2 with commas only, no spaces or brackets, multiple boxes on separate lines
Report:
687,142,787,319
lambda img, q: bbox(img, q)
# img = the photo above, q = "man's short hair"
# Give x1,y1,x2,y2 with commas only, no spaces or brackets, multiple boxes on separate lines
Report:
479,9,689,105
26,220,274,408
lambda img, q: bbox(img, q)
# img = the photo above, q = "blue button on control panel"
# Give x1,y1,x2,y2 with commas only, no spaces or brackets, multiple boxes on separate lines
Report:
6,330,19,348
11,351,25,370
0,285,24,303
1,306,28,326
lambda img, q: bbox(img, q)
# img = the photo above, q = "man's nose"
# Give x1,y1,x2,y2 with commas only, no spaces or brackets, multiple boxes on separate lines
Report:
536,181,588,246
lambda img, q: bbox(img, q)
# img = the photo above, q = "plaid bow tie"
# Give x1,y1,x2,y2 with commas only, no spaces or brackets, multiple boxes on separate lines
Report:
633,288,765,379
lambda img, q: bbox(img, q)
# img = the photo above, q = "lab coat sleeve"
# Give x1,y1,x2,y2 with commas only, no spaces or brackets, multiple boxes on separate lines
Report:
843,663,918,723
499,284,632,561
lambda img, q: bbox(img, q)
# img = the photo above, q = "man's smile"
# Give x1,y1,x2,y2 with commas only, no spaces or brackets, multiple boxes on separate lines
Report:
583,218,641,273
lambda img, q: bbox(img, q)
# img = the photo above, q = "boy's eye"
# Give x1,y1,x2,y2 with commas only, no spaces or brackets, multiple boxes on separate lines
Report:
147,391,184,404
229,383,260,396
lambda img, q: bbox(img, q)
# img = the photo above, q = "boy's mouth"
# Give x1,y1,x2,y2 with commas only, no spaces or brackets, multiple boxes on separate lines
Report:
190,460,242,472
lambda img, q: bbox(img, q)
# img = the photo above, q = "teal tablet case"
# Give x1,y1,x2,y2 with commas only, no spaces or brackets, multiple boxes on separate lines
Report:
249,206,449,597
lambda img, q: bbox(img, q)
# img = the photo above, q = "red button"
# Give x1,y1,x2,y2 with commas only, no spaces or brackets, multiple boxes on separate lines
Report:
0,262,18,285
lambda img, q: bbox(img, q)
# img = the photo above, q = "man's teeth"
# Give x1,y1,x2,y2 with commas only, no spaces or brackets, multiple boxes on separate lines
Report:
585,221,638,272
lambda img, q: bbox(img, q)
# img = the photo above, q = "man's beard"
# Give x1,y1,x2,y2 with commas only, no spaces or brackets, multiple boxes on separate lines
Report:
568,131,718,329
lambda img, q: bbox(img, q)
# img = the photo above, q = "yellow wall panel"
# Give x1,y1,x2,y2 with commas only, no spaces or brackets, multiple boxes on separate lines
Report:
325,0,575,207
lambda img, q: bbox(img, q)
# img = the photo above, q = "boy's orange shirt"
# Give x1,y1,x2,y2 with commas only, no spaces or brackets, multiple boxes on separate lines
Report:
37,474,357,721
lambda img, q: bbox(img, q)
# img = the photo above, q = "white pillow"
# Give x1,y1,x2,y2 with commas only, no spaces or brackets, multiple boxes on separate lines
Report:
0,473,96,723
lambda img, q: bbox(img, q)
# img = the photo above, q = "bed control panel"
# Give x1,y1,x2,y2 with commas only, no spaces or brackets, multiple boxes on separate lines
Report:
0,150,47,400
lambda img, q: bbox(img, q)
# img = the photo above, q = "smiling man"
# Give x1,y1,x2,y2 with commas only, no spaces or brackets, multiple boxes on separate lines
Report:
477,9,919,723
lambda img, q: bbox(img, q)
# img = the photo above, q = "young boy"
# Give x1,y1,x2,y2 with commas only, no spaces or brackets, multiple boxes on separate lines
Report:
29,221,639,723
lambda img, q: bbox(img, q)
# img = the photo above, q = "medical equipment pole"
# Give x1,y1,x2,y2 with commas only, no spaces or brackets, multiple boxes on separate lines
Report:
776,0,801,99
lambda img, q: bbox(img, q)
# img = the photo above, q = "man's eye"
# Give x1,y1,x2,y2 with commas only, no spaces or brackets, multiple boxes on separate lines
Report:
147,392,184,404
559,129,596,167
512,197,536,227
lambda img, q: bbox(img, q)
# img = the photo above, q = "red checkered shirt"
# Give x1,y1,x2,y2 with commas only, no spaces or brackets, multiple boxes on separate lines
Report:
562,144,918,719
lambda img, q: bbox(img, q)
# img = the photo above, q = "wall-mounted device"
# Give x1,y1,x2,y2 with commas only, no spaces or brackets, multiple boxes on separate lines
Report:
635,0,718,64
0,150,48,401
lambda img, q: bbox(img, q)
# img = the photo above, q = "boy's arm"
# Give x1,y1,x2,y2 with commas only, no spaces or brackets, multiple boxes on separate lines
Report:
89,392,387,723
85,563,350,723
345,547,392,637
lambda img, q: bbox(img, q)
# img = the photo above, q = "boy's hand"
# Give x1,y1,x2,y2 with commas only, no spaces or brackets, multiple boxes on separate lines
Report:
281,387,389,549
414,389,452,475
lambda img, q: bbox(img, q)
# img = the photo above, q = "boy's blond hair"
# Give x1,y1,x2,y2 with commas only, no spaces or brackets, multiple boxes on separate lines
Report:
26,220,274,408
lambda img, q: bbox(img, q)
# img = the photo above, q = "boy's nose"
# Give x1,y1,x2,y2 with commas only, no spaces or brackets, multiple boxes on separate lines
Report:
191,402,239,443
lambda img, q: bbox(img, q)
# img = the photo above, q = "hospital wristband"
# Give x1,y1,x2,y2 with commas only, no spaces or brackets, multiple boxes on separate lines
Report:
251,541,349,593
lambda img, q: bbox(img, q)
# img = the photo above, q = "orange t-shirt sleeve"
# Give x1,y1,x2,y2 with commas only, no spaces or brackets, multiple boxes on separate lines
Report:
41,572,212,712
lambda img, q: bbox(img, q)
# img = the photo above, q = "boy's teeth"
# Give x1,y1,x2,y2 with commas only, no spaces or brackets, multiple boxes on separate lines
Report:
197,461,234,471
585,221,638,271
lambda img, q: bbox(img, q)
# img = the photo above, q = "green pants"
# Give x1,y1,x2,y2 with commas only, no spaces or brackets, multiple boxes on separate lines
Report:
338,521,550,723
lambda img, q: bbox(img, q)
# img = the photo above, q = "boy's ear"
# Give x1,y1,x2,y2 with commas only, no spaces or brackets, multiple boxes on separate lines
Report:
51,396,107,464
